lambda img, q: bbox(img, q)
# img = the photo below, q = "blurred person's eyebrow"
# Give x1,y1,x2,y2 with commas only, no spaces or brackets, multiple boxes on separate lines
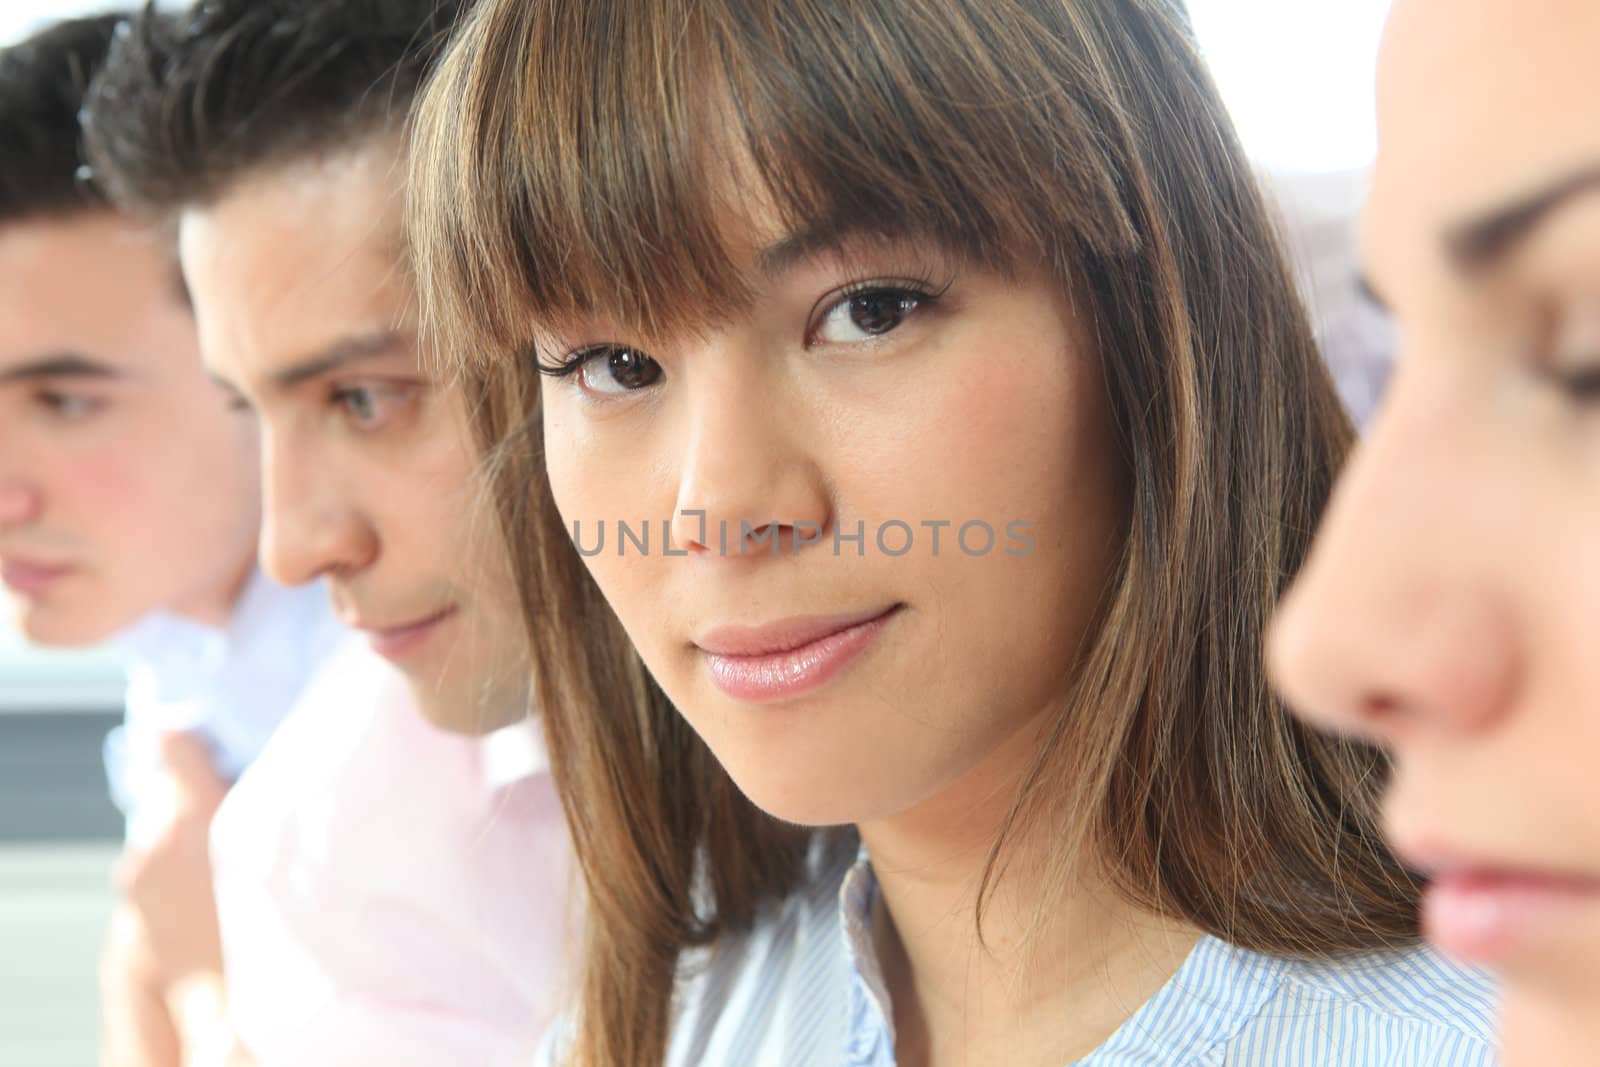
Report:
1448,164,1600,271
0,354,124,385
268,330,412,390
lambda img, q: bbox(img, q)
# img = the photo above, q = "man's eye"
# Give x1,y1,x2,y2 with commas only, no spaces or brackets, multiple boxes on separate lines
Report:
37,391,104,420
331,385,412,429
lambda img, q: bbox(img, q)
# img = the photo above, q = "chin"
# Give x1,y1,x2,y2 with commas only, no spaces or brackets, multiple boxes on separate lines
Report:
407,676,528,737
721,763,894,829
11,601,123,650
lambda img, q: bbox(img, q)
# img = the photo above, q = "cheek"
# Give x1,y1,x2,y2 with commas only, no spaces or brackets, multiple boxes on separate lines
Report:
847,319,1111,544
540,397,678,610
540,399,590,525
59,443,165,546
1539,499,1600,846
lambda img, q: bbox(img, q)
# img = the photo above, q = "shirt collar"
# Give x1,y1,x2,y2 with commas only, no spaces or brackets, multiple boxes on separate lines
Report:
838,847,897,1063
113,609,228,689
112,570,340,699
480,716,550,791
830,846,1292,1067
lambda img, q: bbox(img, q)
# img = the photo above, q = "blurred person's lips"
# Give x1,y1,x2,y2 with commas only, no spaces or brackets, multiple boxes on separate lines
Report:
0,556,75,597
694,604,904,703
347,605,459,663
1401,842,1600,967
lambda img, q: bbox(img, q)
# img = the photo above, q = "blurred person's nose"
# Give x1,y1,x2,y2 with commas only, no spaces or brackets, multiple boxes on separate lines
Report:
1270,358,1520,747
0,478,42,529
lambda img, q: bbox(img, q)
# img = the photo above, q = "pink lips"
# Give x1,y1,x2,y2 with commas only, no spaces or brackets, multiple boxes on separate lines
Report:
1420,865,1600,965
0,558,74,597
696,605,902,703
357,606,458,662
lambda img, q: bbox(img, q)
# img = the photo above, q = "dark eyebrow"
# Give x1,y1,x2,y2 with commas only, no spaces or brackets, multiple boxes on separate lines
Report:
0,354,124,386
1447,165,1600,272
268,330,412,391
755,220,876,279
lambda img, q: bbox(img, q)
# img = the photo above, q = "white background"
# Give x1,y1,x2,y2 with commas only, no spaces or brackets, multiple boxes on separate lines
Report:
0,0,1394,170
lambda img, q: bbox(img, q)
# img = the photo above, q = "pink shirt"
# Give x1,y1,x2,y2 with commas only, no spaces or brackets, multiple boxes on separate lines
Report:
210,638,575,1067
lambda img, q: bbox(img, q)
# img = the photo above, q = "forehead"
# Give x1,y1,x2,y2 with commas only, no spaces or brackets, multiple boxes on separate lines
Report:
0,211,188,375
178,145,412,360
1367,0,1600,267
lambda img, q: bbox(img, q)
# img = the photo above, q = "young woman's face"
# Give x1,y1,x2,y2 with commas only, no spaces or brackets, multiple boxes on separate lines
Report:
1271,0,1600,1039
539,217,1124,827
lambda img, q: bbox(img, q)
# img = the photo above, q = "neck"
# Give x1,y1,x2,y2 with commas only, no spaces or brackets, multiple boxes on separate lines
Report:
172,555,256,631
858,714,1199,1067
1501,984,1600,1067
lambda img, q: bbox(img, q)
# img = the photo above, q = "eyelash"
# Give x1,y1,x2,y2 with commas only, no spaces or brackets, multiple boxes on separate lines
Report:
536,274,952,382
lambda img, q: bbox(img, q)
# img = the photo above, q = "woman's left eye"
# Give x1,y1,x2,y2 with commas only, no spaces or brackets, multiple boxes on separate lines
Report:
811,286,930,345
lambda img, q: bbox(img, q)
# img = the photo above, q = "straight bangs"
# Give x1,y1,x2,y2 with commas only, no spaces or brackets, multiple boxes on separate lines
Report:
410,0,1144,361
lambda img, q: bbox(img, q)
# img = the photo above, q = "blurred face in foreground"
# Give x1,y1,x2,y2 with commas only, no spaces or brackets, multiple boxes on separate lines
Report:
1271,1,1600,1061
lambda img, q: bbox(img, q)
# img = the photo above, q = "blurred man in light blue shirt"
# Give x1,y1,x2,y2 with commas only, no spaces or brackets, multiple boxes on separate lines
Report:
0,15,342,1065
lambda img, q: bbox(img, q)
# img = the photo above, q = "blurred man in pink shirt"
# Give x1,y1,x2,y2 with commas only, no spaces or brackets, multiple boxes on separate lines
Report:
80,3,575,1064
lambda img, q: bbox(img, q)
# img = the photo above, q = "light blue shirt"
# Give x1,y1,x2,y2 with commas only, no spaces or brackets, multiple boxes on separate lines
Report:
104,569,345,843
544,835,1500,1066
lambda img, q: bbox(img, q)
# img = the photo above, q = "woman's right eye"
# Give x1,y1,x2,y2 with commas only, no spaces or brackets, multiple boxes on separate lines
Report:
563,345,665,397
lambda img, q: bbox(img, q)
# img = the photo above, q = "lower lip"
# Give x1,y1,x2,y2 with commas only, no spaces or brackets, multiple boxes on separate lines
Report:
1423,869,1600,965
365,607,457,662
700,607,900,704
0,560,73,597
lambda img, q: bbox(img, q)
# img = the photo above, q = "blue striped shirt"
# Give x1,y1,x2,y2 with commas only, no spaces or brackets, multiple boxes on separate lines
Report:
541,838,1501,1066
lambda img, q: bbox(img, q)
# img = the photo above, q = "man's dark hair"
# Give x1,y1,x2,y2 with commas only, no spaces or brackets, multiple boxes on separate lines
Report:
0,13,128,222
83,0,464,215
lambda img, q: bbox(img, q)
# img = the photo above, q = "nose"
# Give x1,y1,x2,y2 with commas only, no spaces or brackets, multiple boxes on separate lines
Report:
667,357,832,560
1269,368,1520,746
258,428,377,587
0,479,40,529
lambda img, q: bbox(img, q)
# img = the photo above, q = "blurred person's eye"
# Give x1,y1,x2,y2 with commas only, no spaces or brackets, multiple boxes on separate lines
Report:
1543,305,1600,405
35,390,105,420
1545,363,1600,403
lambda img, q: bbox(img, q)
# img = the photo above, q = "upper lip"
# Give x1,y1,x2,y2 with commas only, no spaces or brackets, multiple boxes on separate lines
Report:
343,605,456,635
695,605,901,657
1395,841,1600,890
0,555,73,574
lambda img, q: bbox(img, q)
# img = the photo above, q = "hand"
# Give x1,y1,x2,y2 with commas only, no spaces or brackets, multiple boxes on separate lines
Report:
99,904,182,1067
115,732,229,991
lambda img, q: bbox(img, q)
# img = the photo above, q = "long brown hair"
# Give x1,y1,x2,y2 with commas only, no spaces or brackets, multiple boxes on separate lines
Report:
407,1,1419,1063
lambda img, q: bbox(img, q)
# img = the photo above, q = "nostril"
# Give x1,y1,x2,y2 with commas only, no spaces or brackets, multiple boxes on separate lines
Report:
1365,692,1399,718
